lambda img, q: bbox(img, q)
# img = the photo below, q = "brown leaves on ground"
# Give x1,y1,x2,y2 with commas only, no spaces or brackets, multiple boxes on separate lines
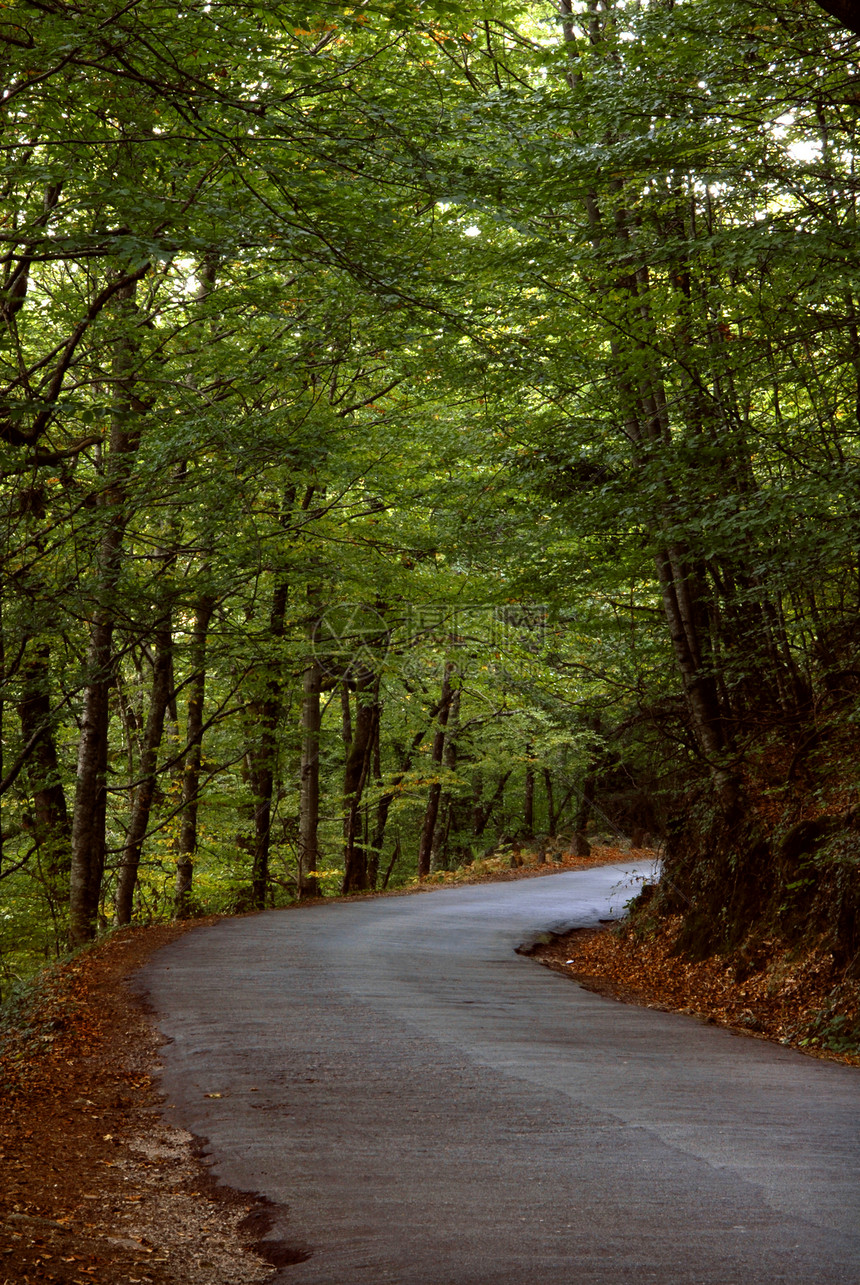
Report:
532,916,860,1068
0,922,276,1285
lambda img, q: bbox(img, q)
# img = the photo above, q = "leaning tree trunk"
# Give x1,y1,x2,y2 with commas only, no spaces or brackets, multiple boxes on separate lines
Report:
472,770,511,843
368,698,447,881
553,34,737,808
115,616,173,924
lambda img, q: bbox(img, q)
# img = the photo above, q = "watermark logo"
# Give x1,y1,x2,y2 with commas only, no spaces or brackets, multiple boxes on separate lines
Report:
311,601,548,678
312,602,391,678
401,602,548,651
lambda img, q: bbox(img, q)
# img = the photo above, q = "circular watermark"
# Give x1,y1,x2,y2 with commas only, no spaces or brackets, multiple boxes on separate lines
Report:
311,602,391,678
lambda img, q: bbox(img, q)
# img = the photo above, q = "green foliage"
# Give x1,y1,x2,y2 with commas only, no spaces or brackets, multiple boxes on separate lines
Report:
799,1008,860,1056
1,0,858,981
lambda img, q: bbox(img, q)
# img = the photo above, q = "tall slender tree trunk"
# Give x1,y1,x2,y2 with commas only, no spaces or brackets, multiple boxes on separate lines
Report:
430,684,460,873
418,662,454,879
542,776,575,837
572,719,601,854
115,617,173,924
523,747,535,840
340,681,353,749
169,263,220,915
298,653,322,899
248,580,288,910
555,22,738,805
381,834,402,890
69,282,141,948
341,670,378,893
69,615,113,947
174,593,215,917
248,483,317,906
574,770,597,838
543,768,555,838
367,724,384,889
653,545,736,807
0,594,4,879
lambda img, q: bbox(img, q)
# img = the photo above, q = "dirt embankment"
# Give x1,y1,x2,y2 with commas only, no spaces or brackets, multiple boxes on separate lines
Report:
530,916,860,1067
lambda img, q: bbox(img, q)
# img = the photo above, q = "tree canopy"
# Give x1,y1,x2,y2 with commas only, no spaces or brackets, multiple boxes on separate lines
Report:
1,0,858,1005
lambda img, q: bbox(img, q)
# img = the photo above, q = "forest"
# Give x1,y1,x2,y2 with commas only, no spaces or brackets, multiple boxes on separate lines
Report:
1,0,859,1023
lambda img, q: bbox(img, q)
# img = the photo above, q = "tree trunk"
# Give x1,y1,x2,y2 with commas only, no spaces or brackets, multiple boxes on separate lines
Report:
573,719,601,852
174,593,215,917
472,770,511,842
170,266,219,916
574,768,596,841
341,671,378,893
430,684,460,873
68,616,113,947
417,662,454,878
69,282,142,947
115,616,173,924
554,67,738,806
543,768,555,838
548,778,578,837
17,642,71,882
246,580,288,910
0,594,4,880
298,654,323,899
369,705,446,882
653,545,737,809
340,681,353,750
367,724,384,889
523,748,535,840
381,834,401,890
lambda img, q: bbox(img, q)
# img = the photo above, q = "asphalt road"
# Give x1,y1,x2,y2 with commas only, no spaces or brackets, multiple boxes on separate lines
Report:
138,864,860,1284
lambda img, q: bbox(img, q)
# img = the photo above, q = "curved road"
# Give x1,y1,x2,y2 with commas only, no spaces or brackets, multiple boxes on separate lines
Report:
139,864,860,1284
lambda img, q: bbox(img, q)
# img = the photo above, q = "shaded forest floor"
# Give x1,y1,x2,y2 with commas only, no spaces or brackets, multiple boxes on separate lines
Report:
2,844,855,1284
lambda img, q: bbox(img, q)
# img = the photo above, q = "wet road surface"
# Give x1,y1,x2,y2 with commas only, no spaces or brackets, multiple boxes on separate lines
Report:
138,864,860,1284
